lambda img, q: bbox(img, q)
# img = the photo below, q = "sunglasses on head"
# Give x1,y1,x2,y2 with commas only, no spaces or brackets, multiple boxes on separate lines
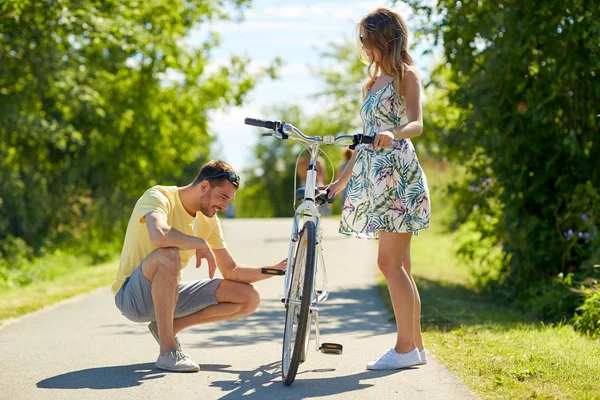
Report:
205,171,240,188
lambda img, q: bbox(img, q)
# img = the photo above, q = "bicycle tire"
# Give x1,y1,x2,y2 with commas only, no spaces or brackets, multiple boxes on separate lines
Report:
299,311,312,363
282,220,316,386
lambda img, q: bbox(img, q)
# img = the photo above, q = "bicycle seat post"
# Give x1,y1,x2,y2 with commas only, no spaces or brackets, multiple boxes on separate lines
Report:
303,143,321,206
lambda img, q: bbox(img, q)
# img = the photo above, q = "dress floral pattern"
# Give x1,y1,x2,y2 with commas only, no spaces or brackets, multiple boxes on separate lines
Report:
339,81,431,238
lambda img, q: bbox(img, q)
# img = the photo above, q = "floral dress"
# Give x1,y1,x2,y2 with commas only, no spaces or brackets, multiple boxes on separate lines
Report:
339,81,431,238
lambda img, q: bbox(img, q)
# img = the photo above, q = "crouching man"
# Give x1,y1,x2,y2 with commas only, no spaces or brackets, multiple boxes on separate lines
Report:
112,160,285,372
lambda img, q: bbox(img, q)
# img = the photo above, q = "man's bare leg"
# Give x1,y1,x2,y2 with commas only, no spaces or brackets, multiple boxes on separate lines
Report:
172,280,260,334
141,247,180,355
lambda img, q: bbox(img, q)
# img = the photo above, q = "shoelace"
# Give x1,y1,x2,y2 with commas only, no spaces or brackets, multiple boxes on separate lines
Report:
171,350,189,363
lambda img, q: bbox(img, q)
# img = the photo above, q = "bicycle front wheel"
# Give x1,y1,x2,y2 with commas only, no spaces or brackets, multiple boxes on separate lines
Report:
282,220,316,386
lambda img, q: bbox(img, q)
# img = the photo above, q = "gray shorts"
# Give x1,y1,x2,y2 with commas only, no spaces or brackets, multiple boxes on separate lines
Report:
115,264,222,323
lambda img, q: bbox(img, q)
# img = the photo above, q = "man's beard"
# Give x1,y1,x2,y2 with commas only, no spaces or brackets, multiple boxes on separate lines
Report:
198,195,216,217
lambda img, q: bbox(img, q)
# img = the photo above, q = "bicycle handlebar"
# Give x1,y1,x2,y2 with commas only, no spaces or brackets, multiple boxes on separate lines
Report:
244,117,374,149
244,117,281,131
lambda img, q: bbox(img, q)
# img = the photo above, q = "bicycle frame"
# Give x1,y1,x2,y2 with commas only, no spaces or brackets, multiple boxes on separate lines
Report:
244,117,373,384
282,142,330,341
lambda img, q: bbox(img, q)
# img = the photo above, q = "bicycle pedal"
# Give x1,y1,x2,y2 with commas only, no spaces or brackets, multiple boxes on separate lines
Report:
319,343,343,355
261,267,285,276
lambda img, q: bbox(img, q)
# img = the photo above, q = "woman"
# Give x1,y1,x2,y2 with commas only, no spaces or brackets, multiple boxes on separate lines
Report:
328,7,431,370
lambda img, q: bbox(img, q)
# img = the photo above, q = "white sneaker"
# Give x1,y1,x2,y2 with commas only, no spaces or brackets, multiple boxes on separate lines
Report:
419,349,428,365
366,348,422,370
156,349,200,372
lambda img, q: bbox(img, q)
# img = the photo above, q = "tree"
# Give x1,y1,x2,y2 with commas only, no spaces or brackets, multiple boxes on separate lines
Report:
0,0,278,274
402,1,599,304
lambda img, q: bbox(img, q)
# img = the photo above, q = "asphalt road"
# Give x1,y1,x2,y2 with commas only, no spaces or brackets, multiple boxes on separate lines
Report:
0,218,477,400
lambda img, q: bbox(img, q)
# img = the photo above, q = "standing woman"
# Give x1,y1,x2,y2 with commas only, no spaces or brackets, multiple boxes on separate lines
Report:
328,7,431,370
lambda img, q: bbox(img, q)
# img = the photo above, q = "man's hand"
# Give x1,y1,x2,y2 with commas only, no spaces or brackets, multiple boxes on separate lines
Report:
196,242,217,279
269,258,287,272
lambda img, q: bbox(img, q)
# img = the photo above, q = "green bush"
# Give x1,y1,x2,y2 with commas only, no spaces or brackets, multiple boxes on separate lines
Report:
573,287,600,338
406,1,600,328
0,235,34,288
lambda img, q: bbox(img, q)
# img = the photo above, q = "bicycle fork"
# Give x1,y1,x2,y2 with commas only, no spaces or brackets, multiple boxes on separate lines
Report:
312,241,328,351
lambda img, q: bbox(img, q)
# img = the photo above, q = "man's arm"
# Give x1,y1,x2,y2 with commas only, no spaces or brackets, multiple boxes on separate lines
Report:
214,248,286,283
317,156,327,184
145,211,217,277
144,211,208,249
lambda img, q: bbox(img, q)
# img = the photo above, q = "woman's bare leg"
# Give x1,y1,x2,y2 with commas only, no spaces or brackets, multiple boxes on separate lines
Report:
377,232,416,353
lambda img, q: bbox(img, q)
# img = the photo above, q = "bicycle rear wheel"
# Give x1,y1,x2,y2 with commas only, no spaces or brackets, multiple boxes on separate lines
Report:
282,220,316,386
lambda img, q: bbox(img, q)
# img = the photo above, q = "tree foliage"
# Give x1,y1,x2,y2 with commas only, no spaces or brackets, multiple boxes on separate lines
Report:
403,0,600,313
0,0,277,284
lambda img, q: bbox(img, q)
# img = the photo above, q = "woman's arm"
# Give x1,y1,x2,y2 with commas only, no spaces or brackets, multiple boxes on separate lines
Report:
390,67,423,139
373,67,424,148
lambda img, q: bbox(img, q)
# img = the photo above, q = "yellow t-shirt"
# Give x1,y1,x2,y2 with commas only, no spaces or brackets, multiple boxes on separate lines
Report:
111,185,227,296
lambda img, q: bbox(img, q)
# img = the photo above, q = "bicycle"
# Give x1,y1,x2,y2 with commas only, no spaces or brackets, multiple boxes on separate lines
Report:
244,117,374,386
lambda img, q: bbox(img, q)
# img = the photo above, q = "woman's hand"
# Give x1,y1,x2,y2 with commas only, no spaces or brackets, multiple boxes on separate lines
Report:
374,130,394,149
323,180,347,199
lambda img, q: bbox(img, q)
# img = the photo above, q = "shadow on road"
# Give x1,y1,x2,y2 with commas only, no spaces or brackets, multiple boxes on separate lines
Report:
187,285,396,348
35,360,405,398
36,363,164,389
208,360,404,399
105,285,394,349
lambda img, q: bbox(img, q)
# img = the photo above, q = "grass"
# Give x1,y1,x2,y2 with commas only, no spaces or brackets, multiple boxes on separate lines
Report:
377,160,600,400
0,256,118,325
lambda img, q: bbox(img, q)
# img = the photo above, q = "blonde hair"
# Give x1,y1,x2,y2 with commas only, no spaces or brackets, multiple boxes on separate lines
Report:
358,7,414,102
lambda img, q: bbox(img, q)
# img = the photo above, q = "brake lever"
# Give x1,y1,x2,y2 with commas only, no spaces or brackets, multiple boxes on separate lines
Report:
261,132,286,140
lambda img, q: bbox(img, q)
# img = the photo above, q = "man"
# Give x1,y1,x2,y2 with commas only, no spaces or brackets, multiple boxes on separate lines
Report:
297,151,326,188
112,160,286,372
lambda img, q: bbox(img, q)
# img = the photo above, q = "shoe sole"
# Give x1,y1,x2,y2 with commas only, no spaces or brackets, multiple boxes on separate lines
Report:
156,365,200,373
366,361,422,370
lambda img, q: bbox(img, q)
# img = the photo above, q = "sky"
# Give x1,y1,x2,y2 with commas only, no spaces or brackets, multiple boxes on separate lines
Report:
188,0,434,171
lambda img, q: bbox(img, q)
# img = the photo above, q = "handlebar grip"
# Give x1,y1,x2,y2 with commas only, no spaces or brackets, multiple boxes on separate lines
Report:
359,135,374,144
244,117,280,131
349,134,375,150
261,267,285,276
